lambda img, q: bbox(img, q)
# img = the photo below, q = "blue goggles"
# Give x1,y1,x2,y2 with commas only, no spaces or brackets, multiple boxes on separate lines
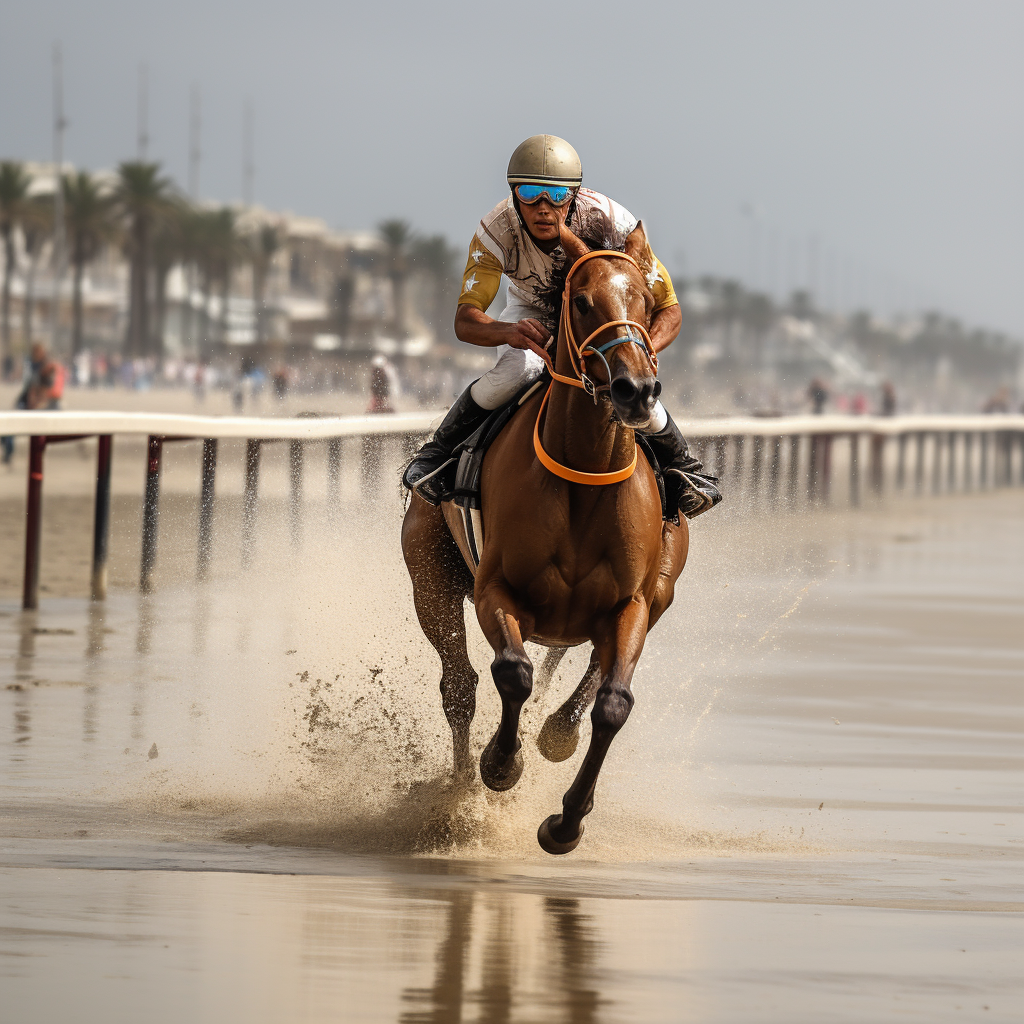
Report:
515,183,576,206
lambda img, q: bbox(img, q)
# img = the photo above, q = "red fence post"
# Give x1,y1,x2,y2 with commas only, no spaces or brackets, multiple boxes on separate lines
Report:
197,438,218,581
139,435,164,594
22,435,47,610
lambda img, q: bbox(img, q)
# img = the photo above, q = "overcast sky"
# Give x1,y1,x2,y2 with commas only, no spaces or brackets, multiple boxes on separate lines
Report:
2,0,1021,334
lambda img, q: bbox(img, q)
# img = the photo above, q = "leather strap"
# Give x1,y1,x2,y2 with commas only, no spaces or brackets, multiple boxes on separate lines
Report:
533,382,638,485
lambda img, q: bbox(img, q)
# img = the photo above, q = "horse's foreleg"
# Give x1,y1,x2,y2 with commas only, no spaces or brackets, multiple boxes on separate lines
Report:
537,596,648,855
476,598,536,792
402,495,478,780
648,519,689,632
536,649,601,763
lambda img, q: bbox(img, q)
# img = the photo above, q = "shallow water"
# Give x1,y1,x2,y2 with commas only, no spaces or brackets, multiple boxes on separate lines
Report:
1,489,1022,1022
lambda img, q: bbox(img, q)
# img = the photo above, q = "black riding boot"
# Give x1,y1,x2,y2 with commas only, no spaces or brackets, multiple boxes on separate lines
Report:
643,411,723,521
402,384,490,505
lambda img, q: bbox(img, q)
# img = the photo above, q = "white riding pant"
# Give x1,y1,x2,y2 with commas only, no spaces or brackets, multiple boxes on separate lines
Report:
469,299,667,431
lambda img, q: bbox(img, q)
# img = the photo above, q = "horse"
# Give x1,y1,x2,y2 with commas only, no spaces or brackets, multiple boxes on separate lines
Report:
401,221,689,854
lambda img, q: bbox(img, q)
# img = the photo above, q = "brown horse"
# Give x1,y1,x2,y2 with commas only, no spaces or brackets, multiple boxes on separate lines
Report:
401,222,689,854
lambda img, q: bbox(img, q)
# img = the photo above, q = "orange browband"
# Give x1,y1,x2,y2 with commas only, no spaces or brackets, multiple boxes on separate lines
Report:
533,249,658,486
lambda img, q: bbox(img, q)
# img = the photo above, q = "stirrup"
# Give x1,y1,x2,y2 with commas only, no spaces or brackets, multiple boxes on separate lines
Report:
667,468,722,520
405,456,457,506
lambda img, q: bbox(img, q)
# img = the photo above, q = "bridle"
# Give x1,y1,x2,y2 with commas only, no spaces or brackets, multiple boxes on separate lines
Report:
533,250,660,486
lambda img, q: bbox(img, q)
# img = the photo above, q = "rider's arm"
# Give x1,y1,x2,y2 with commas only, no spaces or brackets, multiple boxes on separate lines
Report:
647,255,681,354
454,234,551,354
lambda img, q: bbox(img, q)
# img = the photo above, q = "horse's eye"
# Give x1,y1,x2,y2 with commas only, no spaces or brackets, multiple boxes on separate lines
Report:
573,295,590,316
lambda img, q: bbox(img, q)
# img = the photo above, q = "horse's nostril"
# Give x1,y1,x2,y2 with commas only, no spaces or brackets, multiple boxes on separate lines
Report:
610,378,637,404
653,380,663,400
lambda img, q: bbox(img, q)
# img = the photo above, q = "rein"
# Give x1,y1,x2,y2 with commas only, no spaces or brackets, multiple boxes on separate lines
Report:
533,249,659,486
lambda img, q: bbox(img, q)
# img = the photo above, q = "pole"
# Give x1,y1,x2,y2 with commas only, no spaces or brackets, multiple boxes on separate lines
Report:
242,438,260,567
849,433,860,506
137,63,149,160
242,99,254,206
22,436,46,610
90,435,112,600
788,435,800,500
197,438,217,580
51,44,67,355
188,84,202,200
139,435,163,593
289,439,303,546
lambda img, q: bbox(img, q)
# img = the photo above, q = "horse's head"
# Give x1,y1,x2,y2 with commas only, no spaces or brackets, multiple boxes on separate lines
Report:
559,222,662,429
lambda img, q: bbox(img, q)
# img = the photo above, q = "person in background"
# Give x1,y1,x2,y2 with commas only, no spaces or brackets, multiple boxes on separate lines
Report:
880,381,897,416
2,343,64,464
367,354,395,414
807,377,829,414
982,386,1010,414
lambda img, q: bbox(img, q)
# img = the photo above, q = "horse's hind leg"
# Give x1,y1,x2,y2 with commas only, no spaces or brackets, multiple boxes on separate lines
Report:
534,646,569,693
402,495,478,780
536,650,602,763
477,600,536,792
538,596,648,855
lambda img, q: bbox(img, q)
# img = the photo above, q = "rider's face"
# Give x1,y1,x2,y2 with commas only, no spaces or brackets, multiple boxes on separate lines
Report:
519,197,569,243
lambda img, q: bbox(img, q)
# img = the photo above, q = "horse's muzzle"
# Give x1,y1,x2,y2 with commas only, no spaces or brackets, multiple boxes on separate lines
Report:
609,372,662,427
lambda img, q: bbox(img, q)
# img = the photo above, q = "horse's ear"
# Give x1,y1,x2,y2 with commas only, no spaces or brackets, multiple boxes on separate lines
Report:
559,222,591,263
624,221,653,277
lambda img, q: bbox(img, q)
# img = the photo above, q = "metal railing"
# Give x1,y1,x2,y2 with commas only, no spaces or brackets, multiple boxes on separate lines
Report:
2,410,1022,610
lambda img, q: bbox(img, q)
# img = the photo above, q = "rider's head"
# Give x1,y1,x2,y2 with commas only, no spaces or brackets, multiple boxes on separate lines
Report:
507,135,582,246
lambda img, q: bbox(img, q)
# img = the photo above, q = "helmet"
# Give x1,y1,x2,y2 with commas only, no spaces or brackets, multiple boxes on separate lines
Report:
507,135,582,189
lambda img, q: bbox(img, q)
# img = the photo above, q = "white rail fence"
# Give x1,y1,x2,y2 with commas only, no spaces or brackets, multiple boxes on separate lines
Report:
3,410,1022,610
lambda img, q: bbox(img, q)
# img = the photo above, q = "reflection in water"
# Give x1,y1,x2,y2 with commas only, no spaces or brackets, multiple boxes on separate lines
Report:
12,612,36,750
191,590,210,657
400,892,607,1024
83,601,108,744
135,594,154,656
544,898,605,1024
86,600,107,658
15,610,36,683
401,891,473,1024
131,596,155,742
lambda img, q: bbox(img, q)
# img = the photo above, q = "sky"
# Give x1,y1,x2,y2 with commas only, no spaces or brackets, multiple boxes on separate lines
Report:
2,0,1022,335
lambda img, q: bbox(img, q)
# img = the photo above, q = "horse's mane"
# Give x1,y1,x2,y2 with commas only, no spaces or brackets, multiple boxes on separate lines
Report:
535,227,625,330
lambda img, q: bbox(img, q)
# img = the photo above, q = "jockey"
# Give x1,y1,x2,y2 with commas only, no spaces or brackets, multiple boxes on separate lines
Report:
403,134,721,520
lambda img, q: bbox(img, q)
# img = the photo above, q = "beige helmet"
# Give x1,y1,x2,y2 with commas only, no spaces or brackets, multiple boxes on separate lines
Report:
507,135,582,188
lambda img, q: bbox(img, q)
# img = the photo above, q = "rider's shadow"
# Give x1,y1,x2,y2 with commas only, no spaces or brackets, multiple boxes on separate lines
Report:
399,890,608,1024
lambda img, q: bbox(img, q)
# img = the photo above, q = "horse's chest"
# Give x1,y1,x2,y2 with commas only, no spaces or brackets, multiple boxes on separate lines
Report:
510,536,641,613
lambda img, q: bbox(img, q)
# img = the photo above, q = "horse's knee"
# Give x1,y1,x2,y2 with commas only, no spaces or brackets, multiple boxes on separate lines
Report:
591,684,634,733
491,651,533,704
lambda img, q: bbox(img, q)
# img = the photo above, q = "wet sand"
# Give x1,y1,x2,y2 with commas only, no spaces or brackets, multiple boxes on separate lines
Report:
1,486,1022,1021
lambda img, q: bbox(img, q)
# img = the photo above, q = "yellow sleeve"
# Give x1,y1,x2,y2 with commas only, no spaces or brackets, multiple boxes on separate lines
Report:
456,234,503,312
648,255,678,313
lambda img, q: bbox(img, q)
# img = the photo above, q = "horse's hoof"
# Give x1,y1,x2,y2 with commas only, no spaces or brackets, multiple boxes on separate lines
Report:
536,717,579,763
537,814,583,855
479,732,523,792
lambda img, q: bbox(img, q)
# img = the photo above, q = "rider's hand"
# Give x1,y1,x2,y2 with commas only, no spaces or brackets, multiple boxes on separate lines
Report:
506,318,551,361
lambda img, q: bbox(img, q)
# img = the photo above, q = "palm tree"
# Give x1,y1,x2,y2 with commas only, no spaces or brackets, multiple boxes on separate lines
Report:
379,219,412,339
113,161,174,358
191,207,239,358
247,222,280,346
410,234,458,338
0,162,32,369
177,207,206,354
209,207,239,350
63,171,113,358
151,201,187,367
20,197,53,351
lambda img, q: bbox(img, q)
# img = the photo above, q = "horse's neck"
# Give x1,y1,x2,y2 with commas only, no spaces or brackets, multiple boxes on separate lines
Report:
543,328,635,474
